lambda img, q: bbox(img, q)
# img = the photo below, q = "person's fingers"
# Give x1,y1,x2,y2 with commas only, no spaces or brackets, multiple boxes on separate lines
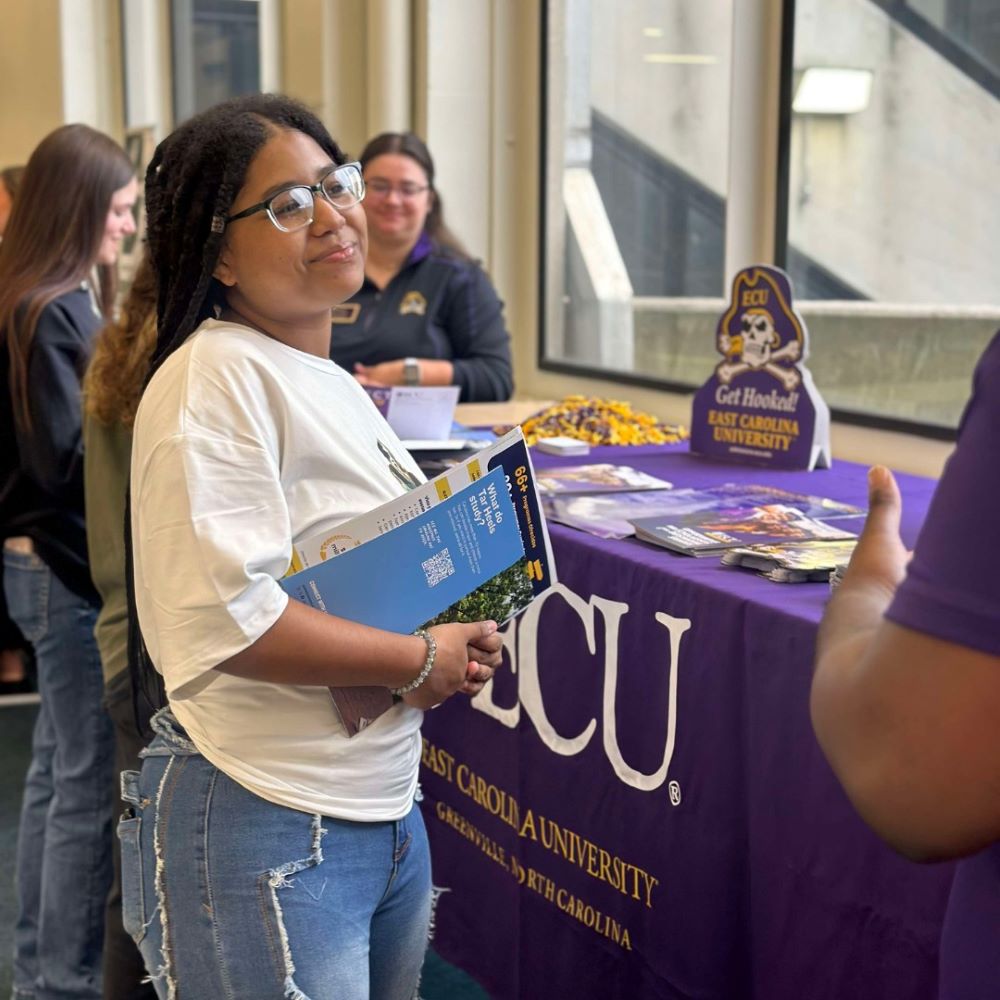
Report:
463,620,498,645
468,631,503,654
840,465,909,592
862,465,902,542
465,660,497,682
461,660,497,695
467,645,503,668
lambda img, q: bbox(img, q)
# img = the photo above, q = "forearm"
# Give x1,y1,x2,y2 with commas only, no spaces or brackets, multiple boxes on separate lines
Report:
814,583,1000,860
356,357,453,388
812,582,897,802
416,358,454,387
811,465,908,810
216,597,427,689
815,577,895,670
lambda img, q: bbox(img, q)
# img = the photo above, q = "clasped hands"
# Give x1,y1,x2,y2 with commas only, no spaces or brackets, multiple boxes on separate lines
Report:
401,619,504,711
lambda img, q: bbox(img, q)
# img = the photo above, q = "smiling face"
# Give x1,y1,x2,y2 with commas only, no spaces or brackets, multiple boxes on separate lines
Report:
361,152,432,251
96,176,138,265
214,129,367,338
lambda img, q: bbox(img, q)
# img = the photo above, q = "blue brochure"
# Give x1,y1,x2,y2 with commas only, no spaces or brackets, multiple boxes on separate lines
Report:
281,465,526,636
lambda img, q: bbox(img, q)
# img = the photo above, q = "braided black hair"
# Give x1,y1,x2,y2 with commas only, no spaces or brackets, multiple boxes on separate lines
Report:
144,92,349,376
128,93,350,729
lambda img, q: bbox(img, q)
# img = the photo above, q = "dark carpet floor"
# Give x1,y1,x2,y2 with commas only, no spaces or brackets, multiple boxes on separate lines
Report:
0,699,488,999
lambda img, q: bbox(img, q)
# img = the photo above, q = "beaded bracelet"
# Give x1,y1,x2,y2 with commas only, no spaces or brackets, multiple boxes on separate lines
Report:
391,628,437,697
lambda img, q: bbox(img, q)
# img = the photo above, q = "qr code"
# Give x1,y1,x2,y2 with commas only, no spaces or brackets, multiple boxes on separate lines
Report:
422,548,455,587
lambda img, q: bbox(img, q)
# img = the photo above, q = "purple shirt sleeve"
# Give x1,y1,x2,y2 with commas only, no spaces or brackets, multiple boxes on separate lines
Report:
886,330,1000,656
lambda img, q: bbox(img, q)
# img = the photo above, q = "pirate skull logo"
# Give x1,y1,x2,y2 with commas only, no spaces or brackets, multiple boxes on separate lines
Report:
717,307,801,390
739,310,778,366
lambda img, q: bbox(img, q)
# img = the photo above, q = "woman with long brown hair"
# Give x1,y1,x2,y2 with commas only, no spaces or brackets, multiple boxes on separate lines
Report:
0,123,137,1000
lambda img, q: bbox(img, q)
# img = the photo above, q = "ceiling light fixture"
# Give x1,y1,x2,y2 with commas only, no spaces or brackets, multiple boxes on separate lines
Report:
792,67,873,115
643,53,718,65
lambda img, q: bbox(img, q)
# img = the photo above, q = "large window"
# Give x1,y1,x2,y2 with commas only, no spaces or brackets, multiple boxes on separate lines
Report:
542,0,734,378
542,0,1000,433
786,0,1000,428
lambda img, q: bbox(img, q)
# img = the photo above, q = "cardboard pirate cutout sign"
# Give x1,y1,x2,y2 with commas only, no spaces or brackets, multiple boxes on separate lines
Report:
691,265,830,470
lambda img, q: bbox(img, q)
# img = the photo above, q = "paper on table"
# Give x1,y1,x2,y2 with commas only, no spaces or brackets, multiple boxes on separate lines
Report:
385,386,461,441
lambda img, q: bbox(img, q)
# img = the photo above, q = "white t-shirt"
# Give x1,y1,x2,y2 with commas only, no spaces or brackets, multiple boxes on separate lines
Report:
131,320,428,820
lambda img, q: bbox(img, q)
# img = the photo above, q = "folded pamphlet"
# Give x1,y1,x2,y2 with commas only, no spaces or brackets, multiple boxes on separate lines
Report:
536,463,673,496
281,429,556,735
364,384,460,441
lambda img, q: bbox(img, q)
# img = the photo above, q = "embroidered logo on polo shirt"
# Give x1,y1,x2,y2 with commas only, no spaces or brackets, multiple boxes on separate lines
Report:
331,303,361,324
399,291,427,316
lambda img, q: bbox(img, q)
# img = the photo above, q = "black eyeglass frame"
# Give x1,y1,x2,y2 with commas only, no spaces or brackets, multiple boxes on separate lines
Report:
225,161,365,231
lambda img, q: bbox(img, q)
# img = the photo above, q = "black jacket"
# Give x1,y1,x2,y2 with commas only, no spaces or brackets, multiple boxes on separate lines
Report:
0,286,101,604
330,233,514,403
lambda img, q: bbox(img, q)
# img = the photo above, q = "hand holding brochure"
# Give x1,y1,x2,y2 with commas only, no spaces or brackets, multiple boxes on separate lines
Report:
281,429,556,735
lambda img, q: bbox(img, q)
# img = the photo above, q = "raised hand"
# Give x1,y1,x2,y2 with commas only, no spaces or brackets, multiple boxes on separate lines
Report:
842,466,911,598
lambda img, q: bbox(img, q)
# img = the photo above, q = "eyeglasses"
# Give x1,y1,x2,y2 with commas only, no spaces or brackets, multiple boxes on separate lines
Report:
365,178,430,200
225,162,365,233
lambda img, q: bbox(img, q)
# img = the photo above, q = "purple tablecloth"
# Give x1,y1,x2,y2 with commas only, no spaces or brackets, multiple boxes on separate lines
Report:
419,445,955,999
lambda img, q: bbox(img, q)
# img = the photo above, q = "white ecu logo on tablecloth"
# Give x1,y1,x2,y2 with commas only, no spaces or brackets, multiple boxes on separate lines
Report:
471,582,691,795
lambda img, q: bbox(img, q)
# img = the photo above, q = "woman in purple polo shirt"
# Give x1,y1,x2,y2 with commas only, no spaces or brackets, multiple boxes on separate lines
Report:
328,132,513,403
812,330,1000,998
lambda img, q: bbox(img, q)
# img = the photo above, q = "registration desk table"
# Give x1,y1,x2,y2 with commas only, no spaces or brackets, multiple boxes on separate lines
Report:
418,444,956,1000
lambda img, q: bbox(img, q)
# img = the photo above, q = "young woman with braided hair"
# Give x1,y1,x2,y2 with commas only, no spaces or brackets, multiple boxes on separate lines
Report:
121,94,503,999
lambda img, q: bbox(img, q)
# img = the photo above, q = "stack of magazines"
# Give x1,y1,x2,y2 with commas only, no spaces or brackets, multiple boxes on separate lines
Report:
281,429,556,735
621,484,863,582
538,472,863,583
720,539,858,583
628,491,861,557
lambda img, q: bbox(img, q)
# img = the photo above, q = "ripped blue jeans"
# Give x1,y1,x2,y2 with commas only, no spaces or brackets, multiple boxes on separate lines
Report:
119,710,431,1000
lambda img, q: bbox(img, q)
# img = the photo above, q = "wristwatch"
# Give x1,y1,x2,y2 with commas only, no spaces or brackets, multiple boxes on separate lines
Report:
402,357,420,386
